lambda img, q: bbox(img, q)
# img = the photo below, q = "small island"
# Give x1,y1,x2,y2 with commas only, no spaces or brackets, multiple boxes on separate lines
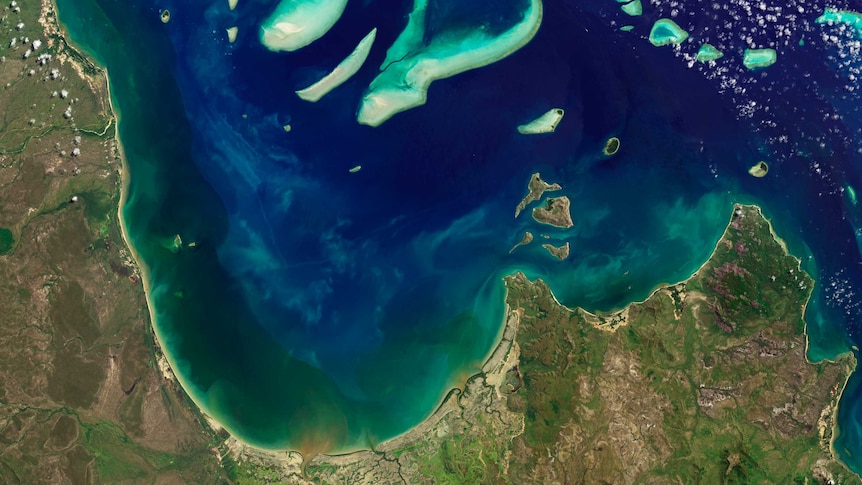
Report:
515,173,562,218
532,196,574,229
542,241,570,260
748,161,769,177
508,231,534,254
648,19,689,46
603,136,621,156
517,108,565,135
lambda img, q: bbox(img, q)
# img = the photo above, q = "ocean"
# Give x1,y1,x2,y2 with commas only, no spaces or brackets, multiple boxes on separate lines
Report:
55,0,862,464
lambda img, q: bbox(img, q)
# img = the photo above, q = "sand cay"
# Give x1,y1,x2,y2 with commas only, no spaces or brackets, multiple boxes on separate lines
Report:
517,108,564,135
260,0,348,52
357,0,544,127
296,28,377,103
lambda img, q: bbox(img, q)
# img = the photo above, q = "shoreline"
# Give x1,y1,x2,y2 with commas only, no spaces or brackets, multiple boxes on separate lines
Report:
46,2,861,473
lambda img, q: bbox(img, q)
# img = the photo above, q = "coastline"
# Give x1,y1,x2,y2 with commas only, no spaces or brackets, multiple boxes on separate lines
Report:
46,0,861,473
46,0,233,450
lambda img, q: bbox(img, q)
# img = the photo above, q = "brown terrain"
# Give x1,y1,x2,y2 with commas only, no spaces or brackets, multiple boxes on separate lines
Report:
531,196,573,229
0,1,224,482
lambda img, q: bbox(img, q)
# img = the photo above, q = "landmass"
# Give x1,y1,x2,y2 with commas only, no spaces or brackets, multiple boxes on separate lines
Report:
531,196,574,228
8,2,862,483
743,48,777,70
517,108,564,135
541,241,569,260
230,204,859,484
514,172,561,218
508,231,534,254
649,18,689,47
295,28,377,103
749,161,769,177
356,0,543,126
0,1,225,481
259,0,347,52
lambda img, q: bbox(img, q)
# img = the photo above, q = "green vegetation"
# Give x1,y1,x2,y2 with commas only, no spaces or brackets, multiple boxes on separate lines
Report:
301,206,859,484
0,228,13,254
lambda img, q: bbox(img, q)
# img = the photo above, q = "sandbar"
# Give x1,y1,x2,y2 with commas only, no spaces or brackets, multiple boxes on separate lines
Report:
296,28,377,103
515,172,562,218
357,0,543,126
517,108,564,135
260,0,347,52
748,161,768,178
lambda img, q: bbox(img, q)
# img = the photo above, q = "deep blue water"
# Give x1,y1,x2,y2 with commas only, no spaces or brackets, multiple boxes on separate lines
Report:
56,0,862,463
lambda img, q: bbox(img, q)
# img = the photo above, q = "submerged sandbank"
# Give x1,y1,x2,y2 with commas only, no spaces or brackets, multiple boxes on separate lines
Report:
260,0,348,52
648,19,689,47
742,48,777,70
357,0,544,127
296,28,377,103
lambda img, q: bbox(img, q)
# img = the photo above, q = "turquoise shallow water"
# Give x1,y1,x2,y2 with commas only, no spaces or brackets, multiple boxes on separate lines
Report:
55,0,862,461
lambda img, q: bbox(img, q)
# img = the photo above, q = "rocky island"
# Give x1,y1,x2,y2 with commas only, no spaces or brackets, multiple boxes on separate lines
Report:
515,172,562,218
532,196,574,228
509,231,534,253
542,241,570,260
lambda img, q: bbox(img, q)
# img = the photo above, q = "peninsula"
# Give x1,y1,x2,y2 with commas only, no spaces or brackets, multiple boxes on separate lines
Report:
515,172,562,218
532,196,574,228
